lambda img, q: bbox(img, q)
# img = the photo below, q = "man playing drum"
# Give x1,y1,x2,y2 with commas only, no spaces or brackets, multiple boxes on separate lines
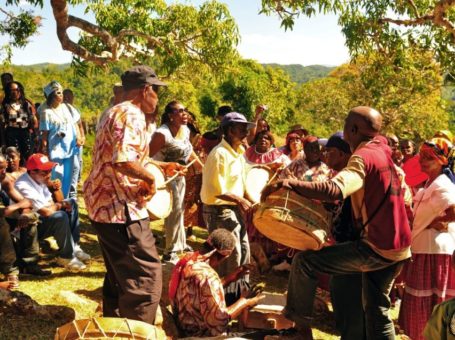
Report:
201,112,256,305
83,66,183,324
263,106,411,340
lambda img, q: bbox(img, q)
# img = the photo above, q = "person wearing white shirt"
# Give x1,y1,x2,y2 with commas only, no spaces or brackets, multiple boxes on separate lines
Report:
15,153,88,271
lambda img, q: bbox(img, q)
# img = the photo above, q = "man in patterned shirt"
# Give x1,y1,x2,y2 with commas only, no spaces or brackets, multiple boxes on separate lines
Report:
169,229,264,337
83,65,173,324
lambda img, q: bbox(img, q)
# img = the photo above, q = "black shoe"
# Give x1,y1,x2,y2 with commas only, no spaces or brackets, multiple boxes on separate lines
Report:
20,263,52,276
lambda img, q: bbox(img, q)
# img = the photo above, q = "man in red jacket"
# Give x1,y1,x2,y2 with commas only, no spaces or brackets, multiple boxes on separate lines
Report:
263,106,411,340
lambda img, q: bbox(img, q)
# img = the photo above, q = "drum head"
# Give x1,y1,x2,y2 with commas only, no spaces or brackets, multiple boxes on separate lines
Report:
246,166,271,203
55,317,163,339
144,161,172,220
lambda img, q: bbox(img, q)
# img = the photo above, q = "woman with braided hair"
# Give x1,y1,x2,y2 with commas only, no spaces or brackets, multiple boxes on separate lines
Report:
398,137,455,340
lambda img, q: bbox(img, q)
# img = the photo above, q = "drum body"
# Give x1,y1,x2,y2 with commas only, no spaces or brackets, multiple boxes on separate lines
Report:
55,317,164,339
241,293,294,330
245,166,271,204
144,161,172,220
253,188,331,250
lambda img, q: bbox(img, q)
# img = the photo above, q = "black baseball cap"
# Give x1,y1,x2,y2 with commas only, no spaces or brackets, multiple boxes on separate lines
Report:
121,65,167,91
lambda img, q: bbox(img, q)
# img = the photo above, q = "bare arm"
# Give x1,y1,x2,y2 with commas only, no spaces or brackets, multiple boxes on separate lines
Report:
40,130,49,155
262,179,343,202
149,132,165,158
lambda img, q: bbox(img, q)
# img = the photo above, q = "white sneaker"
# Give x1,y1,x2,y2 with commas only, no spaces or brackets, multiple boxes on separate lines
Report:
74,244,91,262
56,257,87,271
272,260,291,272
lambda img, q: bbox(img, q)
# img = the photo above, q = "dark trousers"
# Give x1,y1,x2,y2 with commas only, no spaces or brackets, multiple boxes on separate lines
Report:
5,127,31,166
202,204,251,305
285,240,404,340
92,218,162,325
330,274,366,340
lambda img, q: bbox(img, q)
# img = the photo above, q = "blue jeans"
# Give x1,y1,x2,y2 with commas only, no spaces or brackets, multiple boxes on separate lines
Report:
285,240,404,340
69,146,82,199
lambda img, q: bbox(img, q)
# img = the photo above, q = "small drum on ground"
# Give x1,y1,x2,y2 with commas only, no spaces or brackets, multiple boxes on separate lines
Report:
54,317,164,339
253,188,331,251
241,293,294,330
246,166,272,204
144,160,172,220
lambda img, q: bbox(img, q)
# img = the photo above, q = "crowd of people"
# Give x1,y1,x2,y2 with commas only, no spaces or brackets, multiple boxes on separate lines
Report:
0,65,454,340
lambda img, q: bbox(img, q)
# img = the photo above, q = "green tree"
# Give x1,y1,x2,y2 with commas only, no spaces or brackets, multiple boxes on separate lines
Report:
260,0,455,72
1,0,239,74
295,49,449,139
219,59,297,134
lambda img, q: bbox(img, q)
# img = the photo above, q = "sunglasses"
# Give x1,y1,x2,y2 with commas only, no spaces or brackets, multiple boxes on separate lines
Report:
172,108,189,114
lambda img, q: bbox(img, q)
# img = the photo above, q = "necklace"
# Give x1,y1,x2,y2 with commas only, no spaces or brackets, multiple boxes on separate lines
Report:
254,146,268,154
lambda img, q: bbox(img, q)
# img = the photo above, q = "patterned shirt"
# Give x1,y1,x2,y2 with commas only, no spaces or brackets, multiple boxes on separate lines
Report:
83,102,153,223
1,102,33,129
174,258,230,337
279,158,331,182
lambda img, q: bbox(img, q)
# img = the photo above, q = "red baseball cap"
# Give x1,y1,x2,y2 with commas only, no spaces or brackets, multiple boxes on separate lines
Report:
26,154,57,171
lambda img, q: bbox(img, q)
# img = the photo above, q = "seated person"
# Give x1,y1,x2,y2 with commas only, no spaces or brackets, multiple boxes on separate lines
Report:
0,153,34,288
169,229,264,337
15,153,89,271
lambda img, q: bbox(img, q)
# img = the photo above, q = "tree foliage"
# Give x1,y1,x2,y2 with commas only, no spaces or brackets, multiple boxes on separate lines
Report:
295,48,449,140
1,0,239,74
260,0,455,72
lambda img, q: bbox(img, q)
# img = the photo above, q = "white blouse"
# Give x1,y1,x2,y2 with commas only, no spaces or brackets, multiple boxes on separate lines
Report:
411,174,455,254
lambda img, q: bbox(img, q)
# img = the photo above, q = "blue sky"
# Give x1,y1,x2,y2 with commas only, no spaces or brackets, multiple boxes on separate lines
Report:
5,0,349,66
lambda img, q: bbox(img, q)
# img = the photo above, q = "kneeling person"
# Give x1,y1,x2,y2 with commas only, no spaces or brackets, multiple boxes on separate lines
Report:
170,229,264,337
15,154,88,271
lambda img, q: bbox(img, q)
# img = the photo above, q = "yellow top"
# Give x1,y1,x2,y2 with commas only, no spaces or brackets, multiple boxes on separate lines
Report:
201,138,247,205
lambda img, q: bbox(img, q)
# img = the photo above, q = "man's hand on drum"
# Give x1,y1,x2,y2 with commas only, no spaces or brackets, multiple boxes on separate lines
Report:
161,162,187,177
261,179,295,202
137,178,156,207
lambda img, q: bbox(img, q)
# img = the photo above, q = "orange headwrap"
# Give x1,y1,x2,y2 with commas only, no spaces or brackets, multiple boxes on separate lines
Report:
420,137,453,166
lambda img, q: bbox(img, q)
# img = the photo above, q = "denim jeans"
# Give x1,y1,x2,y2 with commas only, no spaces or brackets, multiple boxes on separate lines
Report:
285,240,404,340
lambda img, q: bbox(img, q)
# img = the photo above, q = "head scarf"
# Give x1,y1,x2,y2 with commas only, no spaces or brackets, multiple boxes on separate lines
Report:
420,137,455,183
420,137,452,166
43,81,63,98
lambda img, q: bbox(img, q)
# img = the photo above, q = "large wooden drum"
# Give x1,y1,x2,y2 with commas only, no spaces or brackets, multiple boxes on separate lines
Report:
144,161,172,220
54,317,164,339
245,166,272,204
253,188,331,250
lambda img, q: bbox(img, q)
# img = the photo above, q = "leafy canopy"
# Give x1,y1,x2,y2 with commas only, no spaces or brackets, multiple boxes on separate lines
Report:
1,0,239,75
260,0,455,72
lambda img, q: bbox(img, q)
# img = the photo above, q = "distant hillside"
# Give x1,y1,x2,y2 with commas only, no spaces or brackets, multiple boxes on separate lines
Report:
263,64,335,84
14,63,71,71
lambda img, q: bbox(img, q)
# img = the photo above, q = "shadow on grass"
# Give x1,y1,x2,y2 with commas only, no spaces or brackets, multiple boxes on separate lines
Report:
74,286,103,302
20,270,105,282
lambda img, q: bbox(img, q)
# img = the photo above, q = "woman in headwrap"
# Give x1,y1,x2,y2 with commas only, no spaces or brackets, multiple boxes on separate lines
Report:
398,137,455,340
38,81,82,198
